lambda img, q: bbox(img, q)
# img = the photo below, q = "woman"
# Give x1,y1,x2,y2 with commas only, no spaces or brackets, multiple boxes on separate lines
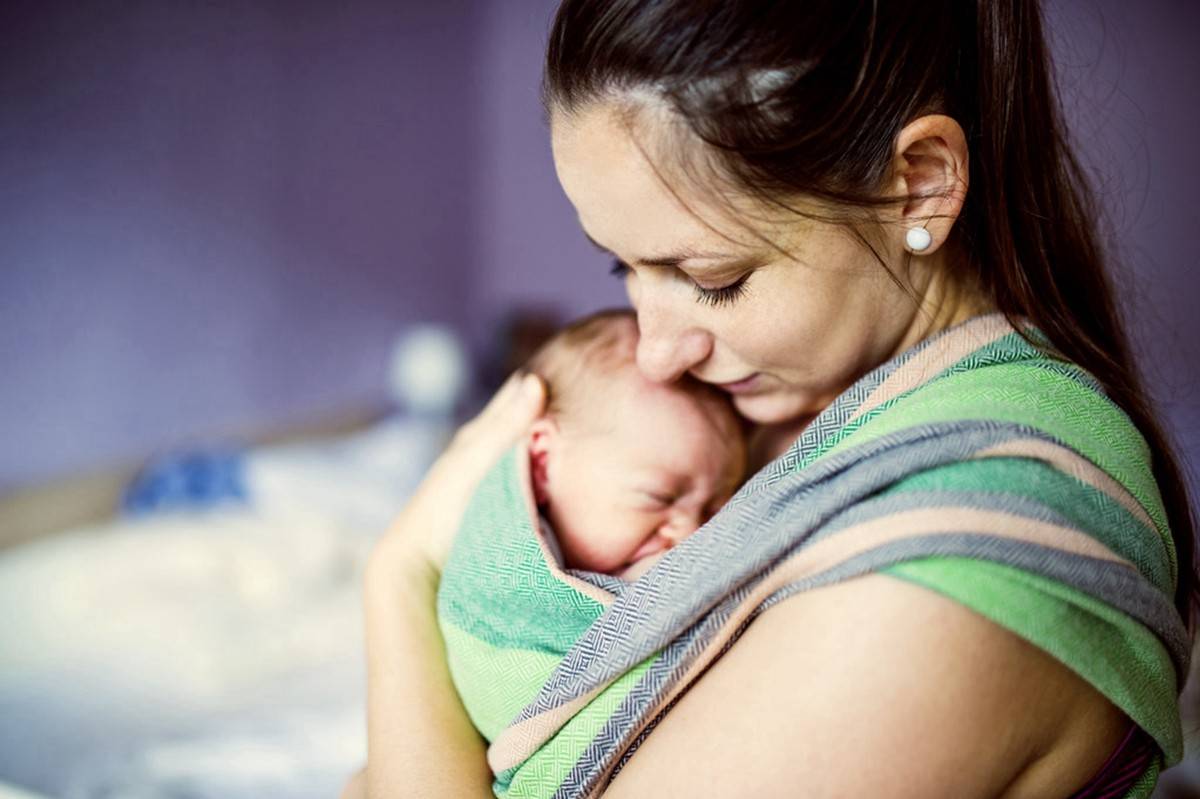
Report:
348,1,1196,796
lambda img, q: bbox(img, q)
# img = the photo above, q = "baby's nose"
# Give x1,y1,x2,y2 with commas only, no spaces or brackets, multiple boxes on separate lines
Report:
661,509,704,543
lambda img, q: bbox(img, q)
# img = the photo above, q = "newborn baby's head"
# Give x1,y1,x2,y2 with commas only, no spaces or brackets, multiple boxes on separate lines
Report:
525,310,746,579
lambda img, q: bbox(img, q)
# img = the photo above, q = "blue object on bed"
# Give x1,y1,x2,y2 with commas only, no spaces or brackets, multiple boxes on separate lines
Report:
122,450,248,514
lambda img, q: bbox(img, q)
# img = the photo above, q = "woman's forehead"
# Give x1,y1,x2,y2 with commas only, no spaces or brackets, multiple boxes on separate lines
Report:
551,103,772,259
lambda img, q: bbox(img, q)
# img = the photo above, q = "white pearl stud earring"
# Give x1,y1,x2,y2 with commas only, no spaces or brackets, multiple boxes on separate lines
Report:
905,226,932,253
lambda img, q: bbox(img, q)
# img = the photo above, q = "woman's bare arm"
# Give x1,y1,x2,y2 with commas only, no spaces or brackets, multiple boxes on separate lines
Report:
360,373,547,798
362,546,493,798
604,572,1128,799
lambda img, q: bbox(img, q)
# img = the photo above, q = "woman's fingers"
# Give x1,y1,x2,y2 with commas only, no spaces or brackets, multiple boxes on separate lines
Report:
371,371,547,581
452,371,546,455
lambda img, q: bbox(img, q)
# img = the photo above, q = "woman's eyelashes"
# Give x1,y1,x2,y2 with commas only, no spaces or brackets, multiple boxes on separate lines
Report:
692,274,749,308
609,258,750,308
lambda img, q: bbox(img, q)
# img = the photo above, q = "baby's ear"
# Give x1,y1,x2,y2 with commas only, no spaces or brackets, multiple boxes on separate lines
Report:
527,418,558,506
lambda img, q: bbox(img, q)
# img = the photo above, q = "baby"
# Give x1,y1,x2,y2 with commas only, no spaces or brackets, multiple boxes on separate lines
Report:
523,309,747,579
437,309,747,749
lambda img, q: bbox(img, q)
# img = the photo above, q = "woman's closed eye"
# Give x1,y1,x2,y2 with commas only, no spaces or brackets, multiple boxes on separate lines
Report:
610,259,750,308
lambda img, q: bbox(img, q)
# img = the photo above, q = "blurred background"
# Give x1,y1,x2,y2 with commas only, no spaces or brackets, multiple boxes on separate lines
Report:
0,1,1195,797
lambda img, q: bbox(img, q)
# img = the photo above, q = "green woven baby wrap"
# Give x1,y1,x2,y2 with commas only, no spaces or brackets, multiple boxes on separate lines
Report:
438,443,610,744
436,313,1188,799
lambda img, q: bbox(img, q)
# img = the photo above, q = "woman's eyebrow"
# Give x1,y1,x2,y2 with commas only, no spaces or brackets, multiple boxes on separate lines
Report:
582,231,733,267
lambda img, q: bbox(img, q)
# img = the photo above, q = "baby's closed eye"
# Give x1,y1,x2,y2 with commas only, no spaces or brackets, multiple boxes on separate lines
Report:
638,489,676,508
703,495,733,520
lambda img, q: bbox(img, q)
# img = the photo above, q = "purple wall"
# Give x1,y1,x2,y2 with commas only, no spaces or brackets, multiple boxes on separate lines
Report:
0,0,484,492
1042,0,1200,497
468,0,623,341
1,0,1195,501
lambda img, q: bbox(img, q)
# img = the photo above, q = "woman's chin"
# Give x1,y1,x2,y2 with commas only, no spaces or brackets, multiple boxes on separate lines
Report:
731,390,819,426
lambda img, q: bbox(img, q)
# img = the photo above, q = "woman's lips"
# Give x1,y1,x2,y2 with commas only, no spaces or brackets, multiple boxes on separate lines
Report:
713,373,761,394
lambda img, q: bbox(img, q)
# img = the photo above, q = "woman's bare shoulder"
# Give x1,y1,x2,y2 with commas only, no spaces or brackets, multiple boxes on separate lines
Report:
604,572,1128,799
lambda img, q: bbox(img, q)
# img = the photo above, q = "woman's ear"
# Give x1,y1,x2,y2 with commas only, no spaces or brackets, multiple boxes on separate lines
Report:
527,418,559,506
888,114,970,254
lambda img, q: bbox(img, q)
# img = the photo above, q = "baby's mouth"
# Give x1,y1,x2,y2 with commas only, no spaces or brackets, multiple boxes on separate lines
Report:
627,536,672,563
616,551,668,581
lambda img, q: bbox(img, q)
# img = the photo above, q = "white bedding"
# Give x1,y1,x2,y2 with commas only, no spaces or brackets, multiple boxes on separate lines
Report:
0,327,468,797
0,506,372,798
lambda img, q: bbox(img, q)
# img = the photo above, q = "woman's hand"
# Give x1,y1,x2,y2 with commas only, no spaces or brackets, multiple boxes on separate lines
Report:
367,369,546,589
360,369,546,799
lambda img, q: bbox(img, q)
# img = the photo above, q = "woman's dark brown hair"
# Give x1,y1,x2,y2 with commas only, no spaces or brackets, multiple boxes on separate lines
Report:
543,0,1198,631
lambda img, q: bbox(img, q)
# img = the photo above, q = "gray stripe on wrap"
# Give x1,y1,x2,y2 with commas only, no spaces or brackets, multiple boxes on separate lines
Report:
512,419,1185,799
521,421,1077,717
566,534,1187,799
759,535,1189,680
813,489,1082,539
810,488,1172,594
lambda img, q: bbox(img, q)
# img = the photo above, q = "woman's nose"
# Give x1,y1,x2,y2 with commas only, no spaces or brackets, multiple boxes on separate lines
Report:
634,298,713,383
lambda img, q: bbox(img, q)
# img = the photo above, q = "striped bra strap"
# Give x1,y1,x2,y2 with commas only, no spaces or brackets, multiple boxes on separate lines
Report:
1066,723,1158,799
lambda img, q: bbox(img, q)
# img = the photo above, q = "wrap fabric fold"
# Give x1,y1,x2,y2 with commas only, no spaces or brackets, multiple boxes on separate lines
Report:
437,313,1187,799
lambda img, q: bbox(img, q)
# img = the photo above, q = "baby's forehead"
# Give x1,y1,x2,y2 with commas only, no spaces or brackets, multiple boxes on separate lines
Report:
578,361,674,409
538,313,740,447
587,369,738,441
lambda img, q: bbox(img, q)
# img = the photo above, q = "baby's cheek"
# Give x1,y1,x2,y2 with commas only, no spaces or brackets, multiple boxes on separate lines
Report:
558,521,645,574
559,535,619,573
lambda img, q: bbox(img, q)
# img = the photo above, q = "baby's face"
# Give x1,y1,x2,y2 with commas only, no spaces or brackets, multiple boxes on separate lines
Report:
534,371,745,579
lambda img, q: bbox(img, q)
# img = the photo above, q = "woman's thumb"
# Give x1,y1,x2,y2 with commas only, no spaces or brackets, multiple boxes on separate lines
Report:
519,372,546,415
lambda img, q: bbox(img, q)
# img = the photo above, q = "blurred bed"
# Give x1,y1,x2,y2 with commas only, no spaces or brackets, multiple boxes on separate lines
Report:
0,325,478,799
0,506,372,798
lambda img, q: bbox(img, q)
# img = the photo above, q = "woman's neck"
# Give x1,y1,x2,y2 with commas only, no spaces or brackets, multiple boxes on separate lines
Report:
889,243,995,362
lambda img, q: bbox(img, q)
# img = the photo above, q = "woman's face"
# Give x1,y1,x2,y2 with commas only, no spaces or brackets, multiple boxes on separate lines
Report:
551,102,950,427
